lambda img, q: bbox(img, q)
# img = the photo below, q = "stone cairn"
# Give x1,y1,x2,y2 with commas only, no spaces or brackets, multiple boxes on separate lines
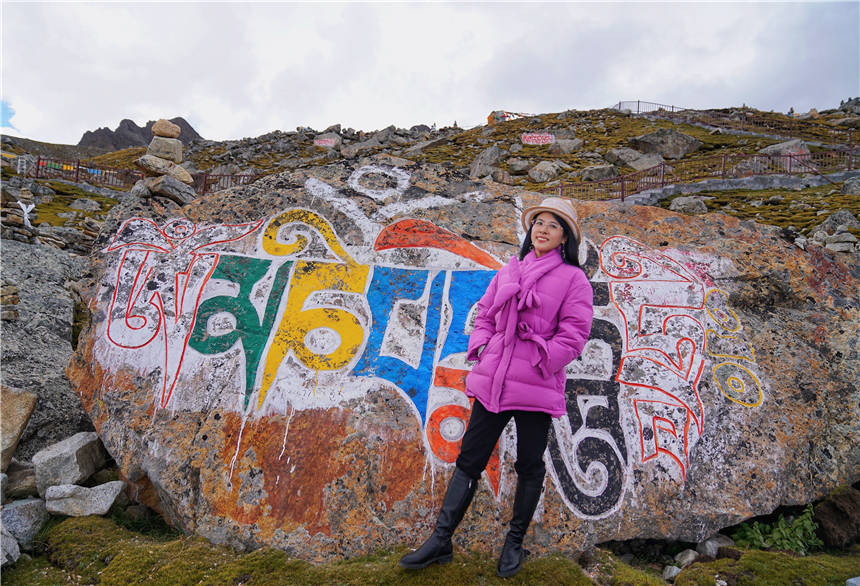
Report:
132,119,197,205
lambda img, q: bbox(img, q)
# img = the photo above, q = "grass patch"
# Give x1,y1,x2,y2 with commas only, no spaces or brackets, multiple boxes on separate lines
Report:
33,180,119,228
674,546,860,586
2,516,593,586
657,182,859,235
85,147,147,170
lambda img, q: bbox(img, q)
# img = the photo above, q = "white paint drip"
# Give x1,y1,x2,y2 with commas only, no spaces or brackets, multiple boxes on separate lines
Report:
278,404,296,460
228,415,248,486
374,196,457,219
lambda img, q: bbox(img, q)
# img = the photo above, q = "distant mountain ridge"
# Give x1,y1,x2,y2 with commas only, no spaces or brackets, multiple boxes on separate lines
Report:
78,117,202,150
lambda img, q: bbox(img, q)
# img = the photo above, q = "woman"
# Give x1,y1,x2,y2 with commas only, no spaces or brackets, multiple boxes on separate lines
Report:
400,197,594,577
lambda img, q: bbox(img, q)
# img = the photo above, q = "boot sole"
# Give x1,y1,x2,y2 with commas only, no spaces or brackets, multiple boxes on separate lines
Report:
496,563,522,578
399,553,454,569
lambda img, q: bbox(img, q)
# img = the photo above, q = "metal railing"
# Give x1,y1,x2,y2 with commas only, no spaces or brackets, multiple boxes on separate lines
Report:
611,100,687,114
191,172,263,195
23,156,263,195
28,156,143,190
547,149,857,201
611,100,855,147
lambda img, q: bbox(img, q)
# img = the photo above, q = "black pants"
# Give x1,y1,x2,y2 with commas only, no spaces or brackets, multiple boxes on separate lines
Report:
455,400,552,482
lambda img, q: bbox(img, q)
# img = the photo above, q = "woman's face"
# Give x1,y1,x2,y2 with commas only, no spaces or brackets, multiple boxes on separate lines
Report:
530,212,567,258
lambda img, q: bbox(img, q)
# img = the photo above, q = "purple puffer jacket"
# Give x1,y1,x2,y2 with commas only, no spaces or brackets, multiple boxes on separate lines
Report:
465,248,593,417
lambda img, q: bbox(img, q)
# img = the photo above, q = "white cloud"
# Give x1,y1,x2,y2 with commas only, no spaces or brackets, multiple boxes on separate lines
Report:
1,2,857,144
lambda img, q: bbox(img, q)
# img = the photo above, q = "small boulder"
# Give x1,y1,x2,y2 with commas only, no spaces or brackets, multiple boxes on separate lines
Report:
662,565,682,581
0,498,49,550
491,168,514,185
152,119,181,139
528,161,560,183
5,461,37,500
507,158,533,175
68,198,102,211
843,177,860,195
696,533,735,558
32,432,106,497
144,175,198,206
45,481,126,517
146,136,183,164
630,128,702,160
674,548,699,567
580,164,617,182
470,145,501,179
1,386,37,472
548,138,583,155
670,196,709,215
129,179,152,199
314,132,343,149
813,209,860,235
135,155,193,184
1,526,19,567
758,138,810,157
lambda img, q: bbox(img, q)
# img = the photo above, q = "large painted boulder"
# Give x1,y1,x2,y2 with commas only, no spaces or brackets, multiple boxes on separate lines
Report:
67,158,859,560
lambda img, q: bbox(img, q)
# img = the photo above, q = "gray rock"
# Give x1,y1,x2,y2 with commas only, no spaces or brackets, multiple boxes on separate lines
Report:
0,498,48,550
630,128,702,159
129,180,152,198
814,209,860,235
844,177,860,195
5,461,37,500
341,137,381,159
314,132,343,149
0,473,5,503
528,160,560,183
45,481,125,516
669,196,709,215
628,153,666,171
507,158,533,175
491,168,514,185
1,526,19,567
143,175,197,205
32,432,105,497
846,577,860,586
135,154,193,184
825,242,855,253
0,240,91,460
1,386,37,471
758,138,809,157
68,198,101,211
146,136,183,164
663,565,682,581
580,164,617,182
470,145,501,179
696,533,735,558
826,232,858,244
548,138,583,155
674,548,699,567
509,143,523,153
605,147,644,167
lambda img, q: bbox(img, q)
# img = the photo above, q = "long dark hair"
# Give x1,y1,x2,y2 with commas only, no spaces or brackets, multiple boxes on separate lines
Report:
519,211,581,267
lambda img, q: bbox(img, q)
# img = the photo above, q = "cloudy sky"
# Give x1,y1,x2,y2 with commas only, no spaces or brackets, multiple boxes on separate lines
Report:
1,1,858,144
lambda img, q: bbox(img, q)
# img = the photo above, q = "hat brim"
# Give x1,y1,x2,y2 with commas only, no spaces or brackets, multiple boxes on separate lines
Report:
521,205,582,244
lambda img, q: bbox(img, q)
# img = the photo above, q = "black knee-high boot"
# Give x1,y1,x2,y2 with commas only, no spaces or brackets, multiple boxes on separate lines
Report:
497,476,543,577
399,467,477,569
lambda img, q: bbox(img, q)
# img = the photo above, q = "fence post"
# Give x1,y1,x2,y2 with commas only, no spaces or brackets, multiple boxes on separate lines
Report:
787,154,792,175
660,163,665,187
620,178,626,202
558,182,563,197
74,160,80,183
34,156,41,179
202,173,208,195
721,155,726,179
637,100,640,115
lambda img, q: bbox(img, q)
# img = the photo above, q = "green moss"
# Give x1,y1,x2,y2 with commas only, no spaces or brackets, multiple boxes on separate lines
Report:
86,147,147,170
7,517,593,586
675,548,860,586
657,182,859,234
33,180,119,229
